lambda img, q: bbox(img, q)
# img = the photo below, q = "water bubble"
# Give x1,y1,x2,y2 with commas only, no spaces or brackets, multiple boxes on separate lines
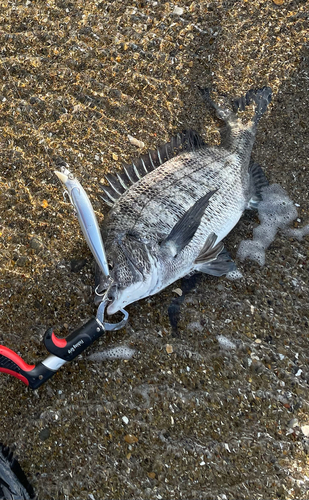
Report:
237,184,307,266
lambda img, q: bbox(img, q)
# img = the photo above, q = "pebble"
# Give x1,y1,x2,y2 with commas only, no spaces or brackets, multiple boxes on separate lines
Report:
301,425,309,437
30,236,43,252
166,344,173,354
39,428,50,441
172,6,184,15
124,434,138,444
288,418,299,428
127,134,145,148
122,416,129,425
172,287,183,296
16,256,29,267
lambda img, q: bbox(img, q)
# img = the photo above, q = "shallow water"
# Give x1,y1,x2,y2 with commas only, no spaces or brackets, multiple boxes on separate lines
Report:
0,1,309,499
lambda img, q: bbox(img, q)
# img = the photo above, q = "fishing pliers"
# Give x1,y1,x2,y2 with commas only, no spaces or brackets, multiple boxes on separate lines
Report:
0,298,128,389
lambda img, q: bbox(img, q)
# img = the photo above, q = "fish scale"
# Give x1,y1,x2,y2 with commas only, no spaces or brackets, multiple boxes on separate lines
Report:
105,149,240,252
96,87,272,314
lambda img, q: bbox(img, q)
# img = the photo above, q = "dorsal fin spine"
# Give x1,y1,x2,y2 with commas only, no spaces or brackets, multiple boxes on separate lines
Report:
116,172,129,189
132,162,142,179
99,130,207,207
99,194,114,207
123,165,136,183
105,176,122,195
141,158,148,174
148,152,155,169
100,185,117,202
157,148,162,164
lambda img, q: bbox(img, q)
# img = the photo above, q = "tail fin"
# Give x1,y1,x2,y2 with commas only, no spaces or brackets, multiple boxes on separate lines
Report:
198,87,236,124
233,87,272,125
0,444,35,499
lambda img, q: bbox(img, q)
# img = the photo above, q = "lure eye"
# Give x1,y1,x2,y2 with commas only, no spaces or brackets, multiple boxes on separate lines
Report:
68,173,74,180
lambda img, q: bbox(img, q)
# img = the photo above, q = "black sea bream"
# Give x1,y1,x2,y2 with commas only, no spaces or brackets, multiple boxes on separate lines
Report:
96,87,272,315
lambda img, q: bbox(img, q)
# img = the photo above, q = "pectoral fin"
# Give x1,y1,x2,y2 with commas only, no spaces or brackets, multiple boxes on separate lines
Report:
161,191,216,256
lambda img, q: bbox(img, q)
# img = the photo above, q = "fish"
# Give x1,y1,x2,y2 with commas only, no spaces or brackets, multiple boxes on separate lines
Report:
0,444,35,499
96,87,272,315
54,166,110,278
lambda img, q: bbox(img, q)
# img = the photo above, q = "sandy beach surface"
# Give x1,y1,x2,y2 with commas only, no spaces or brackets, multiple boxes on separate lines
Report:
0,1,308,498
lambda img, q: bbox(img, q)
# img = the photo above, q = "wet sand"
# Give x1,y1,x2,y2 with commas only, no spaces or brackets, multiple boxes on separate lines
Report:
0,1,308,498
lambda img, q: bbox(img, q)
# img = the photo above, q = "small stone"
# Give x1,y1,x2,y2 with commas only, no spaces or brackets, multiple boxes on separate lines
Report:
112,153,118,161
39,428,50,441
148,472,156,479
42,199,48,208
16,256,29,267
301,425,309,437
73,104,83,113
172,6,184,15
29,236,43,252
288,418,299,429
127,134,145,148
166,344,173,354
122,416,129,425
124,434,138,444
272,0,284,4
172,288,182,296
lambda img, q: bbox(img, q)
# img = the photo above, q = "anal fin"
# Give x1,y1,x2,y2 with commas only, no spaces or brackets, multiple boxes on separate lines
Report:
194,233,224,264
195,247,237,277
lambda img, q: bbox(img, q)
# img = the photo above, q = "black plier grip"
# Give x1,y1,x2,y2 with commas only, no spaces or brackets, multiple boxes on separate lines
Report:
0,300,128,389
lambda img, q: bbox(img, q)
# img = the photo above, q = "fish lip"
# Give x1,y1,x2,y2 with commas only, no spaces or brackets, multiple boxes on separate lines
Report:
107,300,120,315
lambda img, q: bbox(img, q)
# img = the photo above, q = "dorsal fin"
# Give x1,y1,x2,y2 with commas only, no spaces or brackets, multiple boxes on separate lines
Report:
99,130,206,207
247,161,269,208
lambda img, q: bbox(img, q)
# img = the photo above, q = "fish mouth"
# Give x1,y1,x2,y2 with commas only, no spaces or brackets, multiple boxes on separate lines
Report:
105,279,148,315
107,300,120,315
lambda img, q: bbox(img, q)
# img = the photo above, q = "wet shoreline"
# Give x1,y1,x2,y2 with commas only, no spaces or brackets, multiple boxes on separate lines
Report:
0,1,309,498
